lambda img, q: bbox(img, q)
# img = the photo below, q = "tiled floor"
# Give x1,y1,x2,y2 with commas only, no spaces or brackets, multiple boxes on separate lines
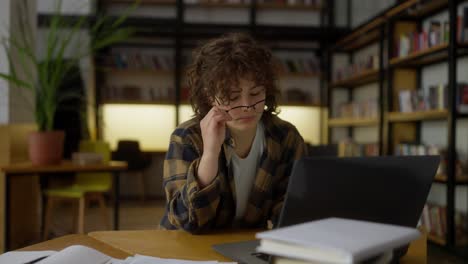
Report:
47,199,466,263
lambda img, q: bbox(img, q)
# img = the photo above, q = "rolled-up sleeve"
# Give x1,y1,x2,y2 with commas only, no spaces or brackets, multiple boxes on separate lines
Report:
160,131,222,233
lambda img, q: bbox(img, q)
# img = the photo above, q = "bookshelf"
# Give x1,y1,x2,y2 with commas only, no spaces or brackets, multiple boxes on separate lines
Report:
92,0,347,150
186,2,249,9
435,174,468,184
102,68,174,76
329,69,380,89
428,233,447,246
257,3,322,11
328,117,379,128
387,109,449,122
102,0,176,5
389,43,449,66
281,72,321,78
328,0,468,255
327,2,385,157
386,0,465,249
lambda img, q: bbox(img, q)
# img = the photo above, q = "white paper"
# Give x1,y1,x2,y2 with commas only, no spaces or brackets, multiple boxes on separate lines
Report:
125,255,220,264
37,245,121,264
0,246,234,264
0,250,56,264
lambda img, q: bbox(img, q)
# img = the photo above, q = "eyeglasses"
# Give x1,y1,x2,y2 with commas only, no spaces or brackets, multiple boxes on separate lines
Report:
216,98,266,116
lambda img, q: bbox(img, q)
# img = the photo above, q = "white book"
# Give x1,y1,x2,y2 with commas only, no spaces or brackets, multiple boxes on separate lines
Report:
255,218,421,264
399,90,412,113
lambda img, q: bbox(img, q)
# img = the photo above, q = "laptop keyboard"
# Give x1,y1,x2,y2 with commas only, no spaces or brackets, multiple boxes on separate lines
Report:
251,252,271,261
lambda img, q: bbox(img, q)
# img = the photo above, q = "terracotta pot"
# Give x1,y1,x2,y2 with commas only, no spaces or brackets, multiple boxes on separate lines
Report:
28,131,65,165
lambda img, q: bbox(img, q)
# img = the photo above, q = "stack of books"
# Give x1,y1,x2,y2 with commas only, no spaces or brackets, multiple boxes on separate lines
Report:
256,218,420,264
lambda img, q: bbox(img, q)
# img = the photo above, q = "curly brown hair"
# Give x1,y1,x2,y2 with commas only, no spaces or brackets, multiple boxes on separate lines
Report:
187,32,280,119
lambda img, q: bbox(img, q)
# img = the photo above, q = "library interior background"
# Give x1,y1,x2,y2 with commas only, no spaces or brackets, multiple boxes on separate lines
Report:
2,0,468,263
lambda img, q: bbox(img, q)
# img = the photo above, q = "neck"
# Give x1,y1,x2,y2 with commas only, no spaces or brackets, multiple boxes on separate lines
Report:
230,124,257,158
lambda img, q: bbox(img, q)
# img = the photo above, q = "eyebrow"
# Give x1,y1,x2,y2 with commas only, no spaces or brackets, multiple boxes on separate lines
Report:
231,85,263,93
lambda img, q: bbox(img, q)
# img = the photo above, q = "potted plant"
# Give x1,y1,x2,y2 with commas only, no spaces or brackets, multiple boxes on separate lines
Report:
0,0,136,165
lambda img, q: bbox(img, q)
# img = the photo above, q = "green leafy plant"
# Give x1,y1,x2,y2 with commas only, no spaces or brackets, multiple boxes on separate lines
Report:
0,0,137,131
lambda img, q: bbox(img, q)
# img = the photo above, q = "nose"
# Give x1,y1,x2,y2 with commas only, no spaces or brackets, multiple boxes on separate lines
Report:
239,94,253,106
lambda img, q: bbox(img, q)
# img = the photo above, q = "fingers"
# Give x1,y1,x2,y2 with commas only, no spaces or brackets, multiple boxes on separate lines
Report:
211,114,229,126
207,106,232,122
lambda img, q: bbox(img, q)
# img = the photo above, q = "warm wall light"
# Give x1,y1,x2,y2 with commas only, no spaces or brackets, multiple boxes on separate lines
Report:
277,106,321,145
178,104,195,124
101,104,176,152
179,104,321,145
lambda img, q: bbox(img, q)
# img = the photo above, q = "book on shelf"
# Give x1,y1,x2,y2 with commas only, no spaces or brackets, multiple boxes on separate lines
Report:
420,203,468,245
429,21,442,48
398,85,447,113
333,99,378,119
395,143,468,179
394,143,440,157
398,90,412,113
337,139,379,157
457,83,468,113
255,218,420,264
395,19,450,58
428,84,448,111
332,54,378,83
102,48,174,71
462,7,468,43
395,143,443,175
395,6,468,58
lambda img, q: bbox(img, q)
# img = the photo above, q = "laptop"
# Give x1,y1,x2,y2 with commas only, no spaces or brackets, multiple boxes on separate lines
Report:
212,155,439,264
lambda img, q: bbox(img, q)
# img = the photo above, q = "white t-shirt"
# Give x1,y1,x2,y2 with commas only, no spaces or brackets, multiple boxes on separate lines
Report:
230,122,265,220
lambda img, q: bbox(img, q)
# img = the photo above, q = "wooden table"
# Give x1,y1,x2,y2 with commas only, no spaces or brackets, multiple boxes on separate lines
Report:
0,161,127,251
19,234,130,259
20,230,427,263
90,230,426,263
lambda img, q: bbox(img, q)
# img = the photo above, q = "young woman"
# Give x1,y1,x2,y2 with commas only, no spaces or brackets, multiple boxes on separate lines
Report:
160,33,307,233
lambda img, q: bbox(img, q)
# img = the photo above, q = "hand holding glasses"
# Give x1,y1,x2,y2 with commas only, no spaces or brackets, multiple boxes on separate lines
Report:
215,98,266,117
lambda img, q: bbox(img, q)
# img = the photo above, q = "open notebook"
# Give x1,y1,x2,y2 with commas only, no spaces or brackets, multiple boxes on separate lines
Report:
0,245,235,264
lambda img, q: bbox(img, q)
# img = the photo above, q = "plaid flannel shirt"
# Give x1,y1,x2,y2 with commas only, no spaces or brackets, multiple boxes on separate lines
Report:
159,114,307,233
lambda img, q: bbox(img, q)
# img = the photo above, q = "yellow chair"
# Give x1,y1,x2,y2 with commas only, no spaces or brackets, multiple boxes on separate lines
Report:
43,140,111,240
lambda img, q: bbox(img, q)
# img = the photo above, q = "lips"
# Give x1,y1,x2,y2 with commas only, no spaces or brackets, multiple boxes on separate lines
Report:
236,116,256,122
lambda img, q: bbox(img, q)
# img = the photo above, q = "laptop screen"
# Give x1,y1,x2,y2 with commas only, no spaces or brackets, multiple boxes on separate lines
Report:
276,155,439,228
